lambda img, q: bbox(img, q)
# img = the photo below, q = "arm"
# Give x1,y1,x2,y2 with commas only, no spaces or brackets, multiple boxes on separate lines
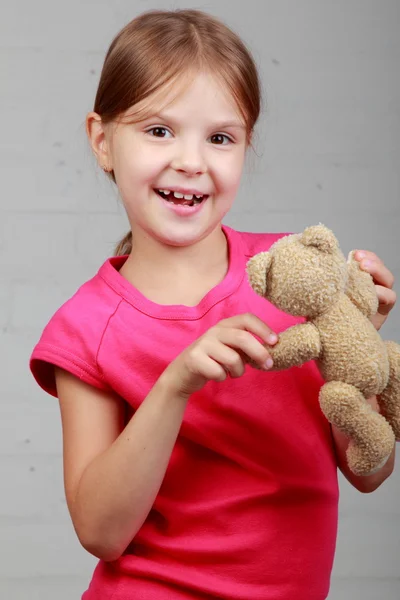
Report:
332,395,395,492
56,313,276,562
268,322,321,370
55,367,189,562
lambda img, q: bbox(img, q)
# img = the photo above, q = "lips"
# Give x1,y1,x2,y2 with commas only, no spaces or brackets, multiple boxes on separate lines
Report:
155,187,209,197
154,189,208,207
153,188,209,215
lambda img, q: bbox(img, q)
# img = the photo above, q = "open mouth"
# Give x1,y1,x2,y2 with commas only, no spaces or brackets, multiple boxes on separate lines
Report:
154,189,209,207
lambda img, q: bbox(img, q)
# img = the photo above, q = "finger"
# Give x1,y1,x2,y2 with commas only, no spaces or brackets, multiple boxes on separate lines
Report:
217,328,273,369
375,285,397,315
359,259,395,289
208,342,245,379
219,313,278,345
195,354,228,383
354,250,382,264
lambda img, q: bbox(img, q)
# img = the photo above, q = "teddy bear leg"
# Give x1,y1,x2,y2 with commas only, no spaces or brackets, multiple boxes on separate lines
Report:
377,341,400,441
319,381,395,476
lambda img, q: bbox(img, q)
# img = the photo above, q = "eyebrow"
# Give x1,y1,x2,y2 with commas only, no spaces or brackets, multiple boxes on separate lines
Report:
148,113,246,130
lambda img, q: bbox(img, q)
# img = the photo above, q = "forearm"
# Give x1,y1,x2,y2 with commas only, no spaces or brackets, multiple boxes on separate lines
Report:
332,395,396,492
73,372,188,561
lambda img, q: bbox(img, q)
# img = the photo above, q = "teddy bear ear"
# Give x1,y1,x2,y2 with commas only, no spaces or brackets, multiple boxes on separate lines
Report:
300,224,339,254
246,252,272,297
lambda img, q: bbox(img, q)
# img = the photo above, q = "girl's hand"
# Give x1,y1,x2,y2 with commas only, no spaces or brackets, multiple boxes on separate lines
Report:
161,313,278,399
354,250,397,331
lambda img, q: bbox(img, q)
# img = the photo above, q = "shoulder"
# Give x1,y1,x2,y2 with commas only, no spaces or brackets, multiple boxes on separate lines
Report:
30,261,123,397
226,226,291,259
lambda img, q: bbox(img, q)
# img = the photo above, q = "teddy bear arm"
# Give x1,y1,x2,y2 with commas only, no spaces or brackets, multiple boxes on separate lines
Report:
345,251,379,317
269,322,321,370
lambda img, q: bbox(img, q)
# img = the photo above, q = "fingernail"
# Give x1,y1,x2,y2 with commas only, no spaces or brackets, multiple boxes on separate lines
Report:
263,358,274,370
361,259,372,269
268,333,278,344
356,251,366,259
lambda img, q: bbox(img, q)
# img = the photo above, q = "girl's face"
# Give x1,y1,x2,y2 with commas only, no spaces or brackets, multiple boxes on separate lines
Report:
93,71,249,247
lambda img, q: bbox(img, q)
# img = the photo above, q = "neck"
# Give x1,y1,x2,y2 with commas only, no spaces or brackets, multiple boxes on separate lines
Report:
119,225,229,305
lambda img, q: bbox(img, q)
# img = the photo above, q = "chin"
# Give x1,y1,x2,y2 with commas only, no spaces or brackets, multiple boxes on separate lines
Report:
156,231,203,248
154,223,218,248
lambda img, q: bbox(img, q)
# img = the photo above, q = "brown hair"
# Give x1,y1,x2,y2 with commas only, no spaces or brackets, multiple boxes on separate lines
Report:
92,9,263,256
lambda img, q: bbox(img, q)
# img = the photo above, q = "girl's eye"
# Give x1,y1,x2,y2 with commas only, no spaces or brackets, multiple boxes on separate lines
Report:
146,127,172,138
145,127,233,145
210,134,232,145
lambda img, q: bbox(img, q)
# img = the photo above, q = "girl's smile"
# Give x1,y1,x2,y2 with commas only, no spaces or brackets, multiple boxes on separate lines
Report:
154,188,210,216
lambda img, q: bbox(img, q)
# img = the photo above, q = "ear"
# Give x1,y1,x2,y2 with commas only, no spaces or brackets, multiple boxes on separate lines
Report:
246,252,273,297
300,224,338,254
86,112,113,171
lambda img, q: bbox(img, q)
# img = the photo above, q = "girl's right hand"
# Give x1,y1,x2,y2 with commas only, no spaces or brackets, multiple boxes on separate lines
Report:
161,313,278,399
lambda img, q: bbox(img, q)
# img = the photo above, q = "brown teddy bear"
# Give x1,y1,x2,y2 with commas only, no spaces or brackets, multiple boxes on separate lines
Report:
246,224,400,476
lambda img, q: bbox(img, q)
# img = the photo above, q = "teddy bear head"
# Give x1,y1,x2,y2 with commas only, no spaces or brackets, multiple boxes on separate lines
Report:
247,225,349,318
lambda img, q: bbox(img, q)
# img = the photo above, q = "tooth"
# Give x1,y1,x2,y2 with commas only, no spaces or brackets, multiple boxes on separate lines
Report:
184,194,194,200
194,194,203,199
162,190,171,195
173,192,184,199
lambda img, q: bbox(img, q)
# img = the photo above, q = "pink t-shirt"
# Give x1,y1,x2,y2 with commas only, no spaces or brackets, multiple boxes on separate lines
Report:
30,225,339,600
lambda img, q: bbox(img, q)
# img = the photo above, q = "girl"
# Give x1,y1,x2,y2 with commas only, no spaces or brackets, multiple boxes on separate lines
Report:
30,9,397,600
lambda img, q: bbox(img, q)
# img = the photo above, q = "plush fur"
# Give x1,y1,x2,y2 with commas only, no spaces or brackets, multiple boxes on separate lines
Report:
246,224,400,476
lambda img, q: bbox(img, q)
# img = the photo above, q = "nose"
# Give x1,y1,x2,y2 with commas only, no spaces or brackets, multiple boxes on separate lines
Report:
170,140,207,176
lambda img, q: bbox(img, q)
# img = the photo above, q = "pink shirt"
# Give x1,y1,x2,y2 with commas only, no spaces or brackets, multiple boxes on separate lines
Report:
30,225,339,600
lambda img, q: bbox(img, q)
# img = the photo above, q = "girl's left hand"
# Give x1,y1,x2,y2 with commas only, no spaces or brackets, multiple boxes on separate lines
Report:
354,250,397,331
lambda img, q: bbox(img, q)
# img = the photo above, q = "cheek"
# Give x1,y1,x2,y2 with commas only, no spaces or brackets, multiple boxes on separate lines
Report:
216,156,245,193
123,152,164,181
115,136,165,178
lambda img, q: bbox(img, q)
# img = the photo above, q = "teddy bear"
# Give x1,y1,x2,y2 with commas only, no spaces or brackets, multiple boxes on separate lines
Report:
246,224,400,476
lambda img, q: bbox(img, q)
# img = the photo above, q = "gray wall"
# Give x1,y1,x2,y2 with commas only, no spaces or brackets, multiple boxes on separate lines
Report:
1,1,399,598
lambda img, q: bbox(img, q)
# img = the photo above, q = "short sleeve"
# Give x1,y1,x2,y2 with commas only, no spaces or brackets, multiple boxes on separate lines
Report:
30,282,118,398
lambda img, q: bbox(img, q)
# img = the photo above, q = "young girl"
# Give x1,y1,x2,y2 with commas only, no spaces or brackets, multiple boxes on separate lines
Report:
29,9,397,600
